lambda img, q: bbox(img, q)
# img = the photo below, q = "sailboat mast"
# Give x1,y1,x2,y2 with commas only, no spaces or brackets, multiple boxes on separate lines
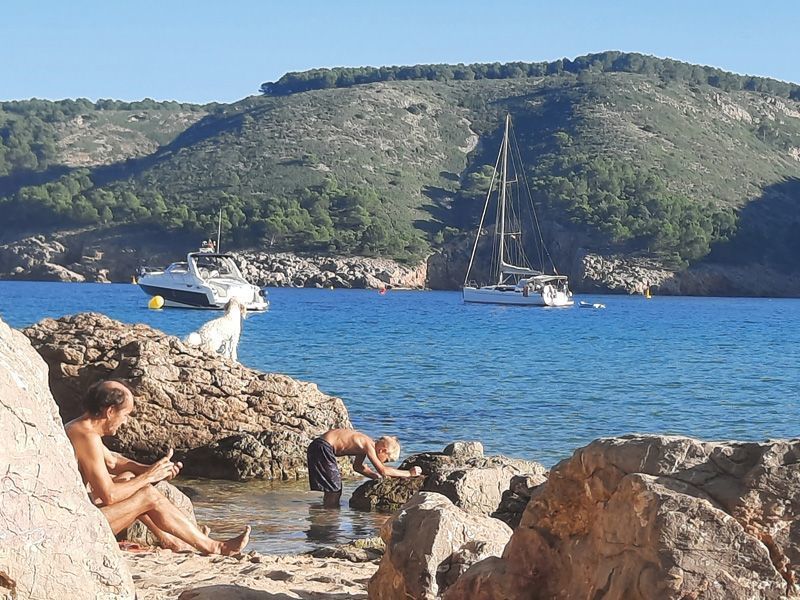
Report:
216,208,222,252
497,114,510,285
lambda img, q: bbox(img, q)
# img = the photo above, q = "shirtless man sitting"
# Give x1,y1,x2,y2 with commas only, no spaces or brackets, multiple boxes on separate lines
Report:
307,428,422,507
65,379,250,555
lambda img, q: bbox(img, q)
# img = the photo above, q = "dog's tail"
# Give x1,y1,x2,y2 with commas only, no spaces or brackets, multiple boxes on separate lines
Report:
185,332,203,347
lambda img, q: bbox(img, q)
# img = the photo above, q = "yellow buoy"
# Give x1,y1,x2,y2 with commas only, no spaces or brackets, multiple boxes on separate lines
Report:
148,295,165,310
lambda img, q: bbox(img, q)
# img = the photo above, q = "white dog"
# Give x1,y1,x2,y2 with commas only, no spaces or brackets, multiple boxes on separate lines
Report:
185,298,247,361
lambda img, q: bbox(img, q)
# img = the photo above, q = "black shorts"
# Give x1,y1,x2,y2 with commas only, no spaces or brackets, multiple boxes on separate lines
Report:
307,437,342,493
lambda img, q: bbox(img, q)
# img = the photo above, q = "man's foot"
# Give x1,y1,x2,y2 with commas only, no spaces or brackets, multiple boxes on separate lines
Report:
158,531,194,553
218,526,251,556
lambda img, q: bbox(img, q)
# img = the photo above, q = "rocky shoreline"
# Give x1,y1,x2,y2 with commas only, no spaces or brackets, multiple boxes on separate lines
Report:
3,230,800,296
3,312,800,599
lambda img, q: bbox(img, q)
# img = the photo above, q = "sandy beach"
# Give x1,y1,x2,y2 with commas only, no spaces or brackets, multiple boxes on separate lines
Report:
127,550,376,599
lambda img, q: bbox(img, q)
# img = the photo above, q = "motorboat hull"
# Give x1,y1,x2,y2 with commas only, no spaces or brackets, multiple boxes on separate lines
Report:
463,286,573,307
137,249,269,311
138,282,269,311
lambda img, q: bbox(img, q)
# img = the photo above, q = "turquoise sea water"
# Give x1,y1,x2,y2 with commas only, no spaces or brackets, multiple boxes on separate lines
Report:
2,281,798,552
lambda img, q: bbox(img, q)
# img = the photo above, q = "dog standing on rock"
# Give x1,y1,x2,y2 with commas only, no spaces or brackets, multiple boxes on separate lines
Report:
185,298,247,361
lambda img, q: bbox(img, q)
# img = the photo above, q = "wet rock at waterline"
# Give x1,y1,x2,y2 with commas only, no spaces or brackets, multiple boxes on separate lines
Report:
444,435,800,600
0,316,135,599
350,441,547,517
23,313,351,480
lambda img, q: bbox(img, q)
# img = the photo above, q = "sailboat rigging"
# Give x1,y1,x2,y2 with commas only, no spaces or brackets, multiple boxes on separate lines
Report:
462,114,574,307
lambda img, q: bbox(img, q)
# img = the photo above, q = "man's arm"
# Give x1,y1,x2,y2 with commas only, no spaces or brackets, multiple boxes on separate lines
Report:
71,433,175,505
103,446,182,480
104,447,148,476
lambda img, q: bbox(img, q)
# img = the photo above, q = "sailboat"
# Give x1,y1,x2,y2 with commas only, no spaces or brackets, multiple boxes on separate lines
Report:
462,114,574,307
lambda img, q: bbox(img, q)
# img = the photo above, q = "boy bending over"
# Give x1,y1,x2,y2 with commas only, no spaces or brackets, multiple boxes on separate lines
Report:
307,428,422,507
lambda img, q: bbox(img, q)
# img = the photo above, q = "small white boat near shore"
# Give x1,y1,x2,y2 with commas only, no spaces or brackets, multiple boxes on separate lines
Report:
579,301,606,309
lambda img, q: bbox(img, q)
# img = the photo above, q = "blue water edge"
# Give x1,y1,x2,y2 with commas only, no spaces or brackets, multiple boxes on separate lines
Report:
2,281,798,466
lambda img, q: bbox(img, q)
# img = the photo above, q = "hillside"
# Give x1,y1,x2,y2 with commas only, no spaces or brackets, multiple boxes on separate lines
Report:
1,52,800,280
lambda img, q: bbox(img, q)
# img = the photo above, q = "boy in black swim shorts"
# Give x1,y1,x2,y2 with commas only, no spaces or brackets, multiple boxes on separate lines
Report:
307,428,422,507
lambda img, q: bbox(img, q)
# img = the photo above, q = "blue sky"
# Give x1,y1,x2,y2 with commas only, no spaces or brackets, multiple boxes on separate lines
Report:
2,0,797,104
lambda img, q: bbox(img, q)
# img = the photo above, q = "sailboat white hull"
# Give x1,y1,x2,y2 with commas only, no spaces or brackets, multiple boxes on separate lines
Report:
462,286,574,307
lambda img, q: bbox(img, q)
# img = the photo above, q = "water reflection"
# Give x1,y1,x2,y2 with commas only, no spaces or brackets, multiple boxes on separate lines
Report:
177,477,389,555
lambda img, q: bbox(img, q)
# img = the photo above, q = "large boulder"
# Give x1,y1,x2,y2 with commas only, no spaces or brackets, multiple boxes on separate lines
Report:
0,317,135,599
368,492,512,599
350,441,547,516
445,435,800,600
23,313,351,479
426,455,545,517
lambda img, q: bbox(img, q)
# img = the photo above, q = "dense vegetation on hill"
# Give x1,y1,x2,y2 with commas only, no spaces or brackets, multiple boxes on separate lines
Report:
2,52,800,268
262,51,800,100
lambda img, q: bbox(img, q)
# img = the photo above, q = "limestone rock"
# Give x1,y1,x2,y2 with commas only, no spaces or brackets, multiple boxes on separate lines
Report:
368,492,511,599
180,429,354,481
350,473,426,511
236,251,427,289
351,443,546,517
443,440,484,460
0,317,135,599
491,473,547,528
427,455,545,516
23,313,351,480
445,435,800,600
126,481,197,546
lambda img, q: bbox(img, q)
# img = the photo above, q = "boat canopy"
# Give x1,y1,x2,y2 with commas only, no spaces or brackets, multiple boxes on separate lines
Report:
529,274,569,282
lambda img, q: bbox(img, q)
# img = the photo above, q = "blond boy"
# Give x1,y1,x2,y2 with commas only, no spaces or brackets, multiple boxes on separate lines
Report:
307,428,422,507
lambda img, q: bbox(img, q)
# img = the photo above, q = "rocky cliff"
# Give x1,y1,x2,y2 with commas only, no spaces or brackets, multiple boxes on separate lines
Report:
0,316,135,599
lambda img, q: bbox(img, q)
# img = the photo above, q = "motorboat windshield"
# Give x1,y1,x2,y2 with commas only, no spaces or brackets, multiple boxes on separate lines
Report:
189,253,244,281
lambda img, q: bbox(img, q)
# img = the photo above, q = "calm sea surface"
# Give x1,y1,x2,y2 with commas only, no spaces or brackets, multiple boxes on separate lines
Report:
2,282,798,552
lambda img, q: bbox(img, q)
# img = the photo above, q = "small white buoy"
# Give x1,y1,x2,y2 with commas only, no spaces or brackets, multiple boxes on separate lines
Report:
148,295,164,310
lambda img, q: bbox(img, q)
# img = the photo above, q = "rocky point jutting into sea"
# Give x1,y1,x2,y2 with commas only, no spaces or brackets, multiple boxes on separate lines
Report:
3,312,800,599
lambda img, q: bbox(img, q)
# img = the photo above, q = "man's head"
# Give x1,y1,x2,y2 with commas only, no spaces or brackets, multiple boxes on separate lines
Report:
375,436,400,463
83,379,134,435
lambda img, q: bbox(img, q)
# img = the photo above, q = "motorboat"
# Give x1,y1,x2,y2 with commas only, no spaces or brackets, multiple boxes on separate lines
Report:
138,247,269,310
462,114,574,307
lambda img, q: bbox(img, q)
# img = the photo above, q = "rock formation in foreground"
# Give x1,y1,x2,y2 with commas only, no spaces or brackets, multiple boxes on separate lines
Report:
23,313,351,479
368,492,512,600
350,440,547,518
0,316,135,599
444,435,800,600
